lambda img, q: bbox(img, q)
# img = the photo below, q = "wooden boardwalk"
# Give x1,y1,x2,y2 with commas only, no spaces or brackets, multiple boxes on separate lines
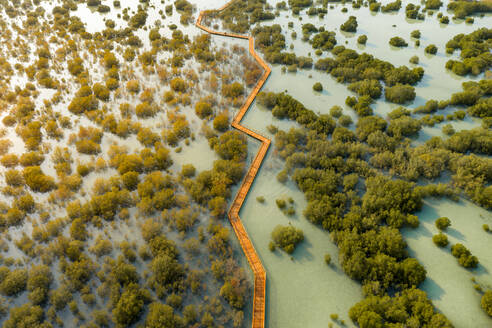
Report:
196,3,270,328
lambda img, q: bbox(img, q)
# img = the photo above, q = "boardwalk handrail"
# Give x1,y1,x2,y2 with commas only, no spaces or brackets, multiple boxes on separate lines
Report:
196,2,271,328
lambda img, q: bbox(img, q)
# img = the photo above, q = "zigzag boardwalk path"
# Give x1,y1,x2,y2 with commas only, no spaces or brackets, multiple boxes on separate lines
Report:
196,3,271,327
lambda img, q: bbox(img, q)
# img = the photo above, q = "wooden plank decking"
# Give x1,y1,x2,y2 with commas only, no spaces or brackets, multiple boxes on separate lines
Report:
196,3,271,328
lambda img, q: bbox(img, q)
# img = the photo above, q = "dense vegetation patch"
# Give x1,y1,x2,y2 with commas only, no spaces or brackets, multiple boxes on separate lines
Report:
270,225,304,253
215,0,275,33
447,0,492,19
258,84,490,325
445,28,492,76
0,0,264,325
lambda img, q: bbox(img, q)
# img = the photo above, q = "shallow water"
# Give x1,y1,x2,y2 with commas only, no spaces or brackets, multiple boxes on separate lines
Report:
402,198,492,327
170,133,218,172
240,141,361,327
0,0,255,325
256,0,489,125
2,0,485,326
229,0,492,327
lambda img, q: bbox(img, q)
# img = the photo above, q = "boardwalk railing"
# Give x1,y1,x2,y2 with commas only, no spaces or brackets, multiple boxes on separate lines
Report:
196,3,271,328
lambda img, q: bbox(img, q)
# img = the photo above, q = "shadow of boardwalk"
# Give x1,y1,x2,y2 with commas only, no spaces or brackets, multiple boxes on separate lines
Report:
196,2,272,328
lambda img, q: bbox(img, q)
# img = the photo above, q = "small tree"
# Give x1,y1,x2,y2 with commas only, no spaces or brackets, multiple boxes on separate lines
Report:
113,284,150,326
27,265,53,305
313,82,323,92
425,44,438,54
271,225,304,254
3,304,50,328
435,217,451,230
195,101,213,119
432,233,449,247
357,35,368,45
213,112,229,131
389,36,408,47
103,51,119,69
145,302,183,327
340,16,358,32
